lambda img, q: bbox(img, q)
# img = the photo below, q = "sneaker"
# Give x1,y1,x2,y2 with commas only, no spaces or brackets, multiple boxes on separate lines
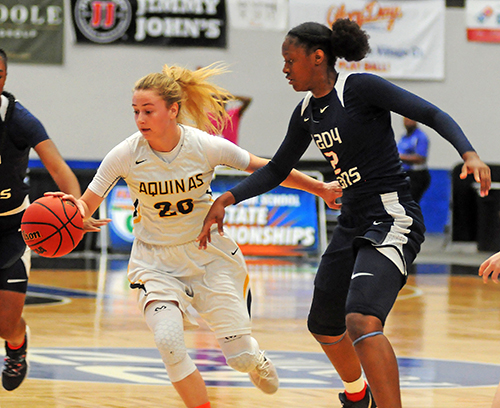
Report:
248,350,279,394
339,385,377,408
2,326,30,391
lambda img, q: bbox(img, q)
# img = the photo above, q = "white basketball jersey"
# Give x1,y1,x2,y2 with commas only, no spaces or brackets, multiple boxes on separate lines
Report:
88,125,250,245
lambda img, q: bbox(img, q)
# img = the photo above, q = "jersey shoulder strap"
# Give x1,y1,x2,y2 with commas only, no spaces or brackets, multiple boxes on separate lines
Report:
300,71,355,115
300,92,313,117
0,91,17,163
334,72,354,108
0,91,16,122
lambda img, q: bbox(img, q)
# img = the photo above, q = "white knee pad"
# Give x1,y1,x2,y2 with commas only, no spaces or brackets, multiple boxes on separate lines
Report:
165,353,197,383
145,301,196,382
152,319,186,366
218,334,260,373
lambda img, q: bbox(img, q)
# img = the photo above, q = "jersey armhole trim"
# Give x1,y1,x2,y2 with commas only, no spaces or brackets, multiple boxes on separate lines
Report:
98,176,122,198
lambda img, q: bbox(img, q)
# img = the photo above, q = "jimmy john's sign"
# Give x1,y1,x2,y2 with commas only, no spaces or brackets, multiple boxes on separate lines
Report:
71,0,227,47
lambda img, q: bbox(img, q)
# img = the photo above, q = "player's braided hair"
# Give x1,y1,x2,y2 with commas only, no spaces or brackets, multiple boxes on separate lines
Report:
133,62,234,135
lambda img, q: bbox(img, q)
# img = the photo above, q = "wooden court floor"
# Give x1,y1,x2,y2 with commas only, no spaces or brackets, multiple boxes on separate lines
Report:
1,239,500,408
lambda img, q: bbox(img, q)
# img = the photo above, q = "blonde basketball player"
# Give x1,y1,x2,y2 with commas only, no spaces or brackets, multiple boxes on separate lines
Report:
48,63,342,408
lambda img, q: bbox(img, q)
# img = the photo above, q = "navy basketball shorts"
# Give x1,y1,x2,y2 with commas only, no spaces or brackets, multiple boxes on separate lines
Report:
308,190,425,336
0,212,30,294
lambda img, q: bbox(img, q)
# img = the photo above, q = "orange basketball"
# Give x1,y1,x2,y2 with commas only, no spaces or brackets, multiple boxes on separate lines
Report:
21,196,84,258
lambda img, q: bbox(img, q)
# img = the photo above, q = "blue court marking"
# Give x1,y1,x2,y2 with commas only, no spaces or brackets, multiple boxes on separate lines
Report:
27,284,97,298
27,347,500,389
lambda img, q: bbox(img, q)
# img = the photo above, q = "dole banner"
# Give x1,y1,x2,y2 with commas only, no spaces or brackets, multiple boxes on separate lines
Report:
466,0,500,42
0,0,64,64
71,0,226,47
289,0,445,80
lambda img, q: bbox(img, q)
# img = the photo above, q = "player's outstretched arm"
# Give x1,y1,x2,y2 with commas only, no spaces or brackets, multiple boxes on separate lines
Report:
245,154,343,209
479,252,500,284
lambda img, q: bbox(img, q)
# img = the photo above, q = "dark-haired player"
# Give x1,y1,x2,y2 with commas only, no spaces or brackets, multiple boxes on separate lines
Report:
198,19,491,408
0,48,83,391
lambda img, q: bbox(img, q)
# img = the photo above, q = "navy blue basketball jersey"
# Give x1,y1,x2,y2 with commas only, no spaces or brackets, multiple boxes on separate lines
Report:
0,94,50,213
230,72,474,203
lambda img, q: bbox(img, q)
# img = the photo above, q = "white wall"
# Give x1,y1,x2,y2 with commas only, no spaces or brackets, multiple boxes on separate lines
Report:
7,6,500,169
391,8,500,170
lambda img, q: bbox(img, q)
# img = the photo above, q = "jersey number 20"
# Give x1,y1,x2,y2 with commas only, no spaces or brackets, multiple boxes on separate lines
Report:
154,199,194,217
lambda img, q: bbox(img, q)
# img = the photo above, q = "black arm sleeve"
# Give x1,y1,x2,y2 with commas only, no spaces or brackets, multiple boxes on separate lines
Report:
350,74,474,156
230,104,312,204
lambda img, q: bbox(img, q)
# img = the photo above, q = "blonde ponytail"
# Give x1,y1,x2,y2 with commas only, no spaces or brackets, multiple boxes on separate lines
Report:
134,62,234,134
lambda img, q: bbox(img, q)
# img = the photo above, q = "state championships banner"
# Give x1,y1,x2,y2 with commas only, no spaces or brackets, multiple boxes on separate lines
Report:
71,0,227,47
289,0,445,80
211,170,326,257
466,0,500,42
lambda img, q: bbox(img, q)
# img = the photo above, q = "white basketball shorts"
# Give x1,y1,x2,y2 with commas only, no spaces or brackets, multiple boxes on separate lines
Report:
128,231,252,339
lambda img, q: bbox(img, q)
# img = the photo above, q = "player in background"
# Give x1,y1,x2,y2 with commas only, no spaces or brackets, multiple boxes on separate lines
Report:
196,65,252,146
48,63,342,408
209,94,252,145
0,48,84,391
197,19,491,408
397,117,431,203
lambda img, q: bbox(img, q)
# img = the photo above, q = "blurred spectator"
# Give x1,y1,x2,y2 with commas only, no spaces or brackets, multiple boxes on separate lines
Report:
210,95,252,145
397,117,431,203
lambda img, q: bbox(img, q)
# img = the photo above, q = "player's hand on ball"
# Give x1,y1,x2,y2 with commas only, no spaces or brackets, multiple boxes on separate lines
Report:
45,192,85,217
45,192,111,233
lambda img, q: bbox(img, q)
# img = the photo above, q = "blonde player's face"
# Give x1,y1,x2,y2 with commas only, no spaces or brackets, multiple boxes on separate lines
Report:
132,89,178,143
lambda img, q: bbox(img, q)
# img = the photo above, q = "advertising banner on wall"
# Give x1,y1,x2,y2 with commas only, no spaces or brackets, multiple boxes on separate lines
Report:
106,183,135,252
105,170,326,257
466,0,500,42
289,0,445,80
70,0,227,47
227,0,288,30
210,170,326,257
0,0,64,64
